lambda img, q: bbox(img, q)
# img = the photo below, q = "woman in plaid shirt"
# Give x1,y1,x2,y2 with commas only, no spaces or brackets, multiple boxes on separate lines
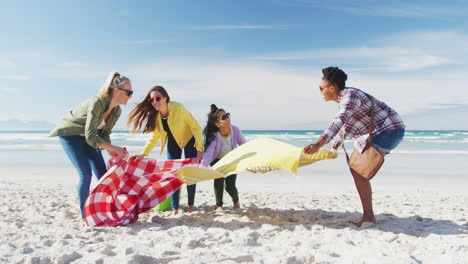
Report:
304,66,405,227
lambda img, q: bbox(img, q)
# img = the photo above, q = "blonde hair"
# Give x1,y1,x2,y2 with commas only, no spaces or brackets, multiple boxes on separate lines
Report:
99,71,131,98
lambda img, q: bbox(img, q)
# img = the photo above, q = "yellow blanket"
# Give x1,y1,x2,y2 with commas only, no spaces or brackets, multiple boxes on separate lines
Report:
177,138,337,185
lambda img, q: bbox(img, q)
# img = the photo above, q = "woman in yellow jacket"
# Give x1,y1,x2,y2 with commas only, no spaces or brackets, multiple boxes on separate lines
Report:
127,85,203,214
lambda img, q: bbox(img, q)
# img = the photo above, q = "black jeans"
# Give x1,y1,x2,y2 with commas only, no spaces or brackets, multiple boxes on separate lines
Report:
167,136,197,209
211,159,239,206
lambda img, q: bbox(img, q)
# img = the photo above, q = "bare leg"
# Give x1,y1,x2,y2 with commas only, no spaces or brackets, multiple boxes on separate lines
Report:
187,205,193,213
351,169,376,227
233,201,240,209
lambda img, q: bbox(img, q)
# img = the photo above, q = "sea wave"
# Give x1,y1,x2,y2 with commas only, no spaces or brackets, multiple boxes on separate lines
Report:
0,133,56,141
1,143,466,155
1,131,468,151
0,144,62,150
0,144,155,153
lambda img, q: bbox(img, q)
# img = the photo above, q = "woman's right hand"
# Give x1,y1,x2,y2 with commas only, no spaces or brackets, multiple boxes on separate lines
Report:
132,154,145,160
99,142,127,158
303,143,320,154
109,145,127,159
303,138,326,155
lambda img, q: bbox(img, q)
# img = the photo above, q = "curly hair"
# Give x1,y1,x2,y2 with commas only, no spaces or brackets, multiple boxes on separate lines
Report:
322,66,348,90
203,104,224,150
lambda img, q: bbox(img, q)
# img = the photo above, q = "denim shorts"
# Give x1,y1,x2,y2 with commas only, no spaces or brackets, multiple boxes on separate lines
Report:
371,128,405,154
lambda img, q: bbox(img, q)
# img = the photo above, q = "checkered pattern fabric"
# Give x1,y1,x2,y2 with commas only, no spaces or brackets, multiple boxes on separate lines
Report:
84,155,198,227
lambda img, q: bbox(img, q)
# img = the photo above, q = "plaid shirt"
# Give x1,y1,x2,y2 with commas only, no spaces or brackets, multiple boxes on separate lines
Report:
319,87,405,153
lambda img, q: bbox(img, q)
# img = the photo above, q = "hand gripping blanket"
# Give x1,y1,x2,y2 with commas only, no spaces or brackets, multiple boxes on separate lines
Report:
177,138,338,184
84,155,198,227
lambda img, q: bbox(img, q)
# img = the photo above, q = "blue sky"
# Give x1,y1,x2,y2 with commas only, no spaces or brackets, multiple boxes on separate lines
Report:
1,0,468,130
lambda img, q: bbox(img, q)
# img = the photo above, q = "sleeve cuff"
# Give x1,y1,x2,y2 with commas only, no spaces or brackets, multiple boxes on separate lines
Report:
319,134,331,144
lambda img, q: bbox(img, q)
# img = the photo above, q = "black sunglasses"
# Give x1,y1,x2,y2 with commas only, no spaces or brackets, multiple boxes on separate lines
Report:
117,87,133,96
220,112,230,120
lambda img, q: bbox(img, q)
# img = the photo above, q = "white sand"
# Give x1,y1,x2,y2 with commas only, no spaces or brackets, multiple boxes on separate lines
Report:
0,165,467,264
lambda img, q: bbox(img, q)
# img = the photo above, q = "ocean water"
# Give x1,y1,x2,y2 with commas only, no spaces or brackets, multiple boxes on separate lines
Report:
0,130,467,177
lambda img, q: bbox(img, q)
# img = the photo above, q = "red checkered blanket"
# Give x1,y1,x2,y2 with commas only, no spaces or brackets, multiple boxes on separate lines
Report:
84,155,198,227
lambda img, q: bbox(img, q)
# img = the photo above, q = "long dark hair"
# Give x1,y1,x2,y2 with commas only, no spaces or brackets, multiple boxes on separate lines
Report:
126,85,171,133
322,66,348,90
203,104,224,149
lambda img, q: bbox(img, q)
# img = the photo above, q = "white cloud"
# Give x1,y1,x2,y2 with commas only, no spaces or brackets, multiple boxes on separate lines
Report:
120,56,466,130
253,31,468,72
122,40,170,45
0,75,32,80
62,61,86,67
378,31,468,61
330,4,466,18
254,46,452,72
3,55,466,129
119,9,130,16
402,104,468,130
7,31,467,129
346,72,468,115
124,60,330,129
290,0,468,19
191,25,286,30
0,87,16,93
0,60,14,66
17,29,468,129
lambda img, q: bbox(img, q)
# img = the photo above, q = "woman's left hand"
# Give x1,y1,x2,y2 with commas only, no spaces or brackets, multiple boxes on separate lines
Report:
196,151,203,162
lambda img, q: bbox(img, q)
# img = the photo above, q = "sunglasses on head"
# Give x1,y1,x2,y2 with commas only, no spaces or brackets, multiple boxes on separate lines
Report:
113,74,122,82
220,112,230,120
117,87,133,96
148,96,165,104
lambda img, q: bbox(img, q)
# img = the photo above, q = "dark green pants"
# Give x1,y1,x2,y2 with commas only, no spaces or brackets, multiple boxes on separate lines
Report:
211,159,239,206
214,175,239,206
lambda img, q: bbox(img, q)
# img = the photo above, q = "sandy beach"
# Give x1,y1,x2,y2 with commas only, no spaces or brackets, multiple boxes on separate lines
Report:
1,159,467,264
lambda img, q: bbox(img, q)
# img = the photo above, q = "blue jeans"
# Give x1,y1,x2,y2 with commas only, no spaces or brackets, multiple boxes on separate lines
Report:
59,136,107,216
371,129,405,154
167,136,197,209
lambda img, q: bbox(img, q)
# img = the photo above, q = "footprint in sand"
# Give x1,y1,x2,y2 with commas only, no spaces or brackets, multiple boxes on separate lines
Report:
161,250,179,256
20,247,34,254
286,255,315,263
150,215,168,225
43,239,53,247
185,239,207,249
125,247,135,255
54,251,82,263
128,254,162,263
101,245,116,256
62,210,76,219
222,255,255,263
240,231,260,246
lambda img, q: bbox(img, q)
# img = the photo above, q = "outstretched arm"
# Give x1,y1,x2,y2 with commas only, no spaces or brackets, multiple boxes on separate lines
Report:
303,137,326,154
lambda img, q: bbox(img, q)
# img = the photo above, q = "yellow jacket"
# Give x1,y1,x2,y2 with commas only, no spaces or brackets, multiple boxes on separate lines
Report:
142,101,204,156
